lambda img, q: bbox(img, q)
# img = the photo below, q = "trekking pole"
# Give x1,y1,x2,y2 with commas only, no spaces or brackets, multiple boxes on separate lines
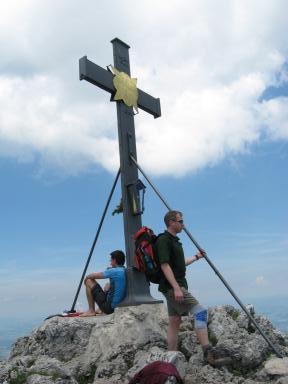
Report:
69,168,121,313
130,155,283,358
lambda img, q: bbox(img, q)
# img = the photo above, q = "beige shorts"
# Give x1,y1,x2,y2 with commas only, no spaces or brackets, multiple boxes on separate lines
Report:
163,287,199,317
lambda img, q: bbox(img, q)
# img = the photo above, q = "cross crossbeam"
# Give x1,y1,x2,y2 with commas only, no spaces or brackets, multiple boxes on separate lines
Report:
79,56,161,118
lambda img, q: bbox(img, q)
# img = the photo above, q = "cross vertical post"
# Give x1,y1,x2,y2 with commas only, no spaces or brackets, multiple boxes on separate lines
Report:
111,38,159,306
79,38,162,306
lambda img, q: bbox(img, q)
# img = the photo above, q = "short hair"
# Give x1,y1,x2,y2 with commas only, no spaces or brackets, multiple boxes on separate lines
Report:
110,250,125,266
164,210,183,227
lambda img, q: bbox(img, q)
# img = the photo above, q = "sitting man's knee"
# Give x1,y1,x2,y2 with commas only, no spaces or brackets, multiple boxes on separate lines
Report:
84,278,96,289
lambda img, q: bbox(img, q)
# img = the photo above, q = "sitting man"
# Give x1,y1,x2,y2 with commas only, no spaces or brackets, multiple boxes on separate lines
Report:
81,250,126,316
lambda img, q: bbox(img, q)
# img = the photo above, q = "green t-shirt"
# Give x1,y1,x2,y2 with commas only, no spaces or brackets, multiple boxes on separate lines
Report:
156,230,188,293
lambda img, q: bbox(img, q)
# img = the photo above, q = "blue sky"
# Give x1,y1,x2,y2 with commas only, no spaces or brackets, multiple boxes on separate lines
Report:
0,1,287,323
1,139,287,320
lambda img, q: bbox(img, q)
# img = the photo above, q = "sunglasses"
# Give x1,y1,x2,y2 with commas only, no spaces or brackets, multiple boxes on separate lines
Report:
172,219,184,224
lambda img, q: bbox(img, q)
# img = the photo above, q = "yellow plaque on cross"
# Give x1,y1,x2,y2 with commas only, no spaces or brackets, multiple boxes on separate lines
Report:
111,66,138,112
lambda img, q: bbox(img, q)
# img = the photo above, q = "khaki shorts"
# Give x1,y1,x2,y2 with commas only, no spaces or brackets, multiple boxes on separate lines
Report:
163,287,199,317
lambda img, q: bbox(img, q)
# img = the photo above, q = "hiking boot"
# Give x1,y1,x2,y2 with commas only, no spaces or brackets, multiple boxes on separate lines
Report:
204,346,233,367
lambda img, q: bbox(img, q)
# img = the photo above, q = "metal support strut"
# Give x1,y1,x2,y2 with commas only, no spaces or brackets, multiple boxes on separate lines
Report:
69,169,121,313
129,155,283,358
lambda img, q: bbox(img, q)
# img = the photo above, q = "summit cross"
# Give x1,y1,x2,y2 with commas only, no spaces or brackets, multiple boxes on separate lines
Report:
79,38,161,306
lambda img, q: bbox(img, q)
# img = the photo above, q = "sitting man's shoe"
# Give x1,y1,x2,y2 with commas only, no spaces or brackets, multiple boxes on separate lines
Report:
203,345,233,367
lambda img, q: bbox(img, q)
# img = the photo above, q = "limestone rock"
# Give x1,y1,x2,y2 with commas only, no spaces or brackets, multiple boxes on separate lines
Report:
0,303,287,384
29,356,70,376
127,347,187,379
26,374,76,384
276,377,288,384
208,305,287,369
265,357,288,375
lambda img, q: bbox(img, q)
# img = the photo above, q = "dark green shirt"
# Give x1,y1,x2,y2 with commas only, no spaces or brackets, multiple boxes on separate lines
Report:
156,230,188,293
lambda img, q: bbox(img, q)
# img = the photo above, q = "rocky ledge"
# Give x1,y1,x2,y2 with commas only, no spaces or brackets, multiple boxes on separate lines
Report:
0,304,288,384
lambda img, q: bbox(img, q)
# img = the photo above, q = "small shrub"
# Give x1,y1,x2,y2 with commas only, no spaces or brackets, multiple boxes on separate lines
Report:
10,371,28,384
208,330,218,346
231,309,240,321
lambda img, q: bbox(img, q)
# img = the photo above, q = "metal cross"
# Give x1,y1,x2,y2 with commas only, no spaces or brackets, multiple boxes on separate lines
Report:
79,38,161,305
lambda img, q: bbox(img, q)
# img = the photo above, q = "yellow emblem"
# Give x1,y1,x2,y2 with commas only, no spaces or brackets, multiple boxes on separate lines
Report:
111,66,138,112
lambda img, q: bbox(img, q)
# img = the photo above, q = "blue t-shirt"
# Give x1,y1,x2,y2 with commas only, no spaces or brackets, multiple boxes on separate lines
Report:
103,267,126,308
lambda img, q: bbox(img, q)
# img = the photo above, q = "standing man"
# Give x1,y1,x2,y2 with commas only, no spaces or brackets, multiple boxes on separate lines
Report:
156,210,230,366
81,250,126,316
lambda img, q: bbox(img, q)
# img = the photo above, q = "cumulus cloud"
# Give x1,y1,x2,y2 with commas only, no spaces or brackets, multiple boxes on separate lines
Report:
259,97,288,139
255,276,268,286
0,0,288,177
0,74,119,174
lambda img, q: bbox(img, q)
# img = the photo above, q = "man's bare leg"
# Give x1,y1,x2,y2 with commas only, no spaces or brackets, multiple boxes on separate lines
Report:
196,328,209,347
167,315,181,351
80,279,97,317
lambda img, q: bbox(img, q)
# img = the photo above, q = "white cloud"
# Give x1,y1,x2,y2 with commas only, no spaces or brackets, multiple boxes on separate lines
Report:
255,276,268,286
0,0,288,177
137,73,266,176
258,97,288,139
0,74,119,175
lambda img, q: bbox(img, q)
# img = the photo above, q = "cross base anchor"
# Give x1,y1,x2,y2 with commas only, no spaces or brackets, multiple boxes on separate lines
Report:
118,268,163,307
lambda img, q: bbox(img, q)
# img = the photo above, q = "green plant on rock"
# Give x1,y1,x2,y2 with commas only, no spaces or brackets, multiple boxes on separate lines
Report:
229,364,260,378
208,329,218,346
9,371,29,384
231,309,240,321
10,369,63,384
77,365,97,384
78,376,90,384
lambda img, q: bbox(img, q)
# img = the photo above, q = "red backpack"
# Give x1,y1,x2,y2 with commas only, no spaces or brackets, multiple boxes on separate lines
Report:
129,361,183,384
134,226,163,284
